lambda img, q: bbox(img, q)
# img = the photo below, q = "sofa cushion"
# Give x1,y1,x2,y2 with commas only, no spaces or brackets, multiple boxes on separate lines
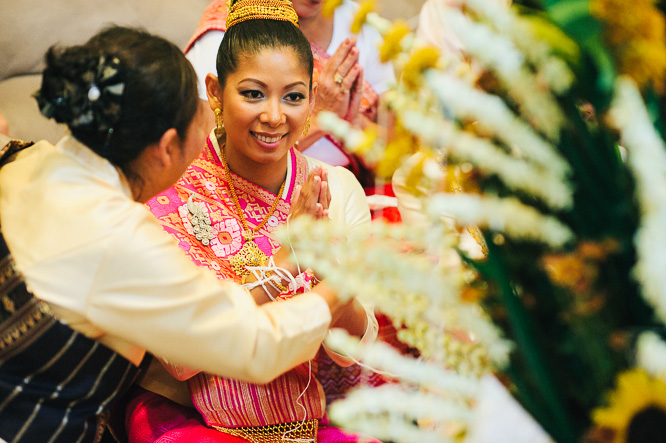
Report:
0,75,65,143
0,0,209,81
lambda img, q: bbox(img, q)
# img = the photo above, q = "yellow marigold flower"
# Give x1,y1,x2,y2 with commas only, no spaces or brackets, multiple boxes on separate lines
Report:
522,15,580,63
542,253,595,291
379,20,411,63
620,41,666,93
351,0,376,34
354,127,378,154
322,0,343,17
404,154,427,193
377,129,417,178
578,239,619,260
593,369,666,442
402,47,441,90
444,164,464,193
460,286,486,303
591,0,666,92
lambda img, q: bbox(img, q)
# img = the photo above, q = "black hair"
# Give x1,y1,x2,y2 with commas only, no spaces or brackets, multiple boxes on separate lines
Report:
216,10,314,90
35,26,198,171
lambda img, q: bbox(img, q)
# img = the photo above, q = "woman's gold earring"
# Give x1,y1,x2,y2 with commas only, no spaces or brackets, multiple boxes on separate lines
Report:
215,108,224,140
302,116,311,137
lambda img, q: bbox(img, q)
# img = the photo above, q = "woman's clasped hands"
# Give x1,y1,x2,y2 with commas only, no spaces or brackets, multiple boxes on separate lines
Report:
290,164,332,220
316,38,365,127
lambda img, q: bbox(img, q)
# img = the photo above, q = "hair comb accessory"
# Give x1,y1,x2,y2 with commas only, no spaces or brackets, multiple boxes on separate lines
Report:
226,0,299,29
36,54,125,134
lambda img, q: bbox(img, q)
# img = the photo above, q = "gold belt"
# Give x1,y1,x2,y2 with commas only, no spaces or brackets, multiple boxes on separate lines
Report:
213,419,318,442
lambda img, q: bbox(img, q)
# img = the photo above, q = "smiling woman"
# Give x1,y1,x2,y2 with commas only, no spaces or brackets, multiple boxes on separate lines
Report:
209,46,315,193
125,1,380,442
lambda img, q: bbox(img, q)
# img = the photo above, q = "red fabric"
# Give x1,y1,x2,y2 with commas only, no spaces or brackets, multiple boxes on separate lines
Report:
366,183,402,223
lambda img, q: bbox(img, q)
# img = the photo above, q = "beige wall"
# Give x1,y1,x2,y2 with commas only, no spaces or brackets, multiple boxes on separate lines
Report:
377,0,426,25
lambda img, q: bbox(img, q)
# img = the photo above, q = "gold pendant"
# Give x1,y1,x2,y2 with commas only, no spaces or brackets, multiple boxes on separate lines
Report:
230,238,268,278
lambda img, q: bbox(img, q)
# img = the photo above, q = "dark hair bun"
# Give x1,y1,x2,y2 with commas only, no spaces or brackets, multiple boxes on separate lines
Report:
35,51,125,134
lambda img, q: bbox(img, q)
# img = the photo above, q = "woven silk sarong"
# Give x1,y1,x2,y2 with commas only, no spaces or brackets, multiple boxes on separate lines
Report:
0,140,145,443
147,137,324,428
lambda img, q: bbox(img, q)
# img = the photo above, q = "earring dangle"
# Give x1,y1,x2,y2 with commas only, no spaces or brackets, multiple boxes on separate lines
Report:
302,116,311,137
215,108,224,140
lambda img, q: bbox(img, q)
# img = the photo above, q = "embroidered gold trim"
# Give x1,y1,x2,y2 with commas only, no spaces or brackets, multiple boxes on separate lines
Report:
213,419,318,443
0,300,53,352
0,255,21,298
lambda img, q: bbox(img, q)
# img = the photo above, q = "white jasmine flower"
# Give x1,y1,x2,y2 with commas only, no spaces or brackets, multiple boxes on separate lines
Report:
427,194,574,247
329,385,472,443
276,217,510,372
437,7,566,141
326,329,483,394
425,71,570,179
447,0,574,94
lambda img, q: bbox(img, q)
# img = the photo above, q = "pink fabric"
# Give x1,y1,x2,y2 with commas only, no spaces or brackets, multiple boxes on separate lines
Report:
126,388,246,443
318,415,381,443
188,362,323,427
126,388,380,443
146,139,305,278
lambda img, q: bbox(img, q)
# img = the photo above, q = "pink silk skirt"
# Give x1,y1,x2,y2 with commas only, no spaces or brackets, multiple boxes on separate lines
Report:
125,387,381,443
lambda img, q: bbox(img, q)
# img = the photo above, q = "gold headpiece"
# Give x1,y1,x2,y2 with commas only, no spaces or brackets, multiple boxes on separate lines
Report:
226,0,299,29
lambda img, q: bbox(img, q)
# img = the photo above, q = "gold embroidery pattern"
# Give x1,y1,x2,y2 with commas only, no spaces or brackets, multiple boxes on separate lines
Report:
213,419,318,443
0,299,53,353
0,255,21,310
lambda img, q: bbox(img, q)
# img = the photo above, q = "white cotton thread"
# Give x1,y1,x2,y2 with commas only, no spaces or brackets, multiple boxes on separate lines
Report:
282,360,316,442
282,213,314,442
242,256,299,300
286,214,303,277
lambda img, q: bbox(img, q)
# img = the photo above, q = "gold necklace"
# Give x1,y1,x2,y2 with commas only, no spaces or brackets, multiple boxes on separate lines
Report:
220,145,286,278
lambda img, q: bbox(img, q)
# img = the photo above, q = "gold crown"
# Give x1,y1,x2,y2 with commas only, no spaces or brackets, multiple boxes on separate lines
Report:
226,0,299,28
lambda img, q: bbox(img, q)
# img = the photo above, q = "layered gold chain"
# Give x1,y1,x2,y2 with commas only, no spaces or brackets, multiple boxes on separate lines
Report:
220,145,286,277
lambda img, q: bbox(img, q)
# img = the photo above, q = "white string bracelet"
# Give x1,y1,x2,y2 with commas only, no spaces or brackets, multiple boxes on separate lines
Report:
241,256,299,300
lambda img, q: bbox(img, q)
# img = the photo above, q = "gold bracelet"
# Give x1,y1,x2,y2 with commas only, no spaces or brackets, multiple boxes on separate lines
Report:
274,279,288,293
264,271,288,293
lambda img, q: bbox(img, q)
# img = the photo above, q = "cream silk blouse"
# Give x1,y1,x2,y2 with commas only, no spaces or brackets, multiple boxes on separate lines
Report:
0,135,332,384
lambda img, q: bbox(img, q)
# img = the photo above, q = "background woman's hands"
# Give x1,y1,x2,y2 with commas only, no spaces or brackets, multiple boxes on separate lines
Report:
296,38,366,151
344,66,365,127
315,38,363,121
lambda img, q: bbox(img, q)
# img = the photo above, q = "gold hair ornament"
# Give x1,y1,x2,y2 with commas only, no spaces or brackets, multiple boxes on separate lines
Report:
226,0,299,29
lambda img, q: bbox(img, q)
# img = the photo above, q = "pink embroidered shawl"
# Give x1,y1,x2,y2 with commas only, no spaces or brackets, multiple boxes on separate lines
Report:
147,136,323,427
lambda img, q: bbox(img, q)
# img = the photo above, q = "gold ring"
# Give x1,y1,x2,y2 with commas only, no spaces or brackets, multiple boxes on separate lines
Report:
334,73,343,85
